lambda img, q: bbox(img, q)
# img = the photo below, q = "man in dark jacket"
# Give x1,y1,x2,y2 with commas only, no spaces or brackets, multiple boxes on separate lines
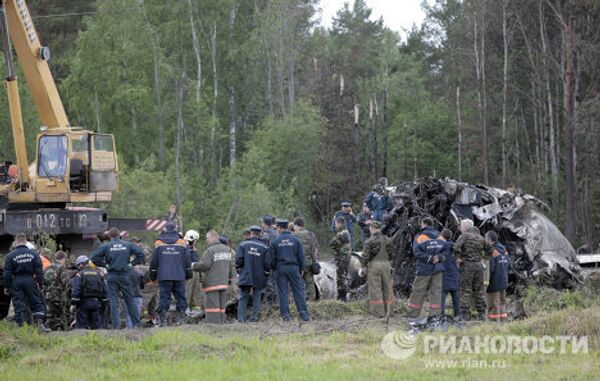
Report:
485,231,510,322
440,229,461,318
364,185,382,219
193,230,235,324
70,255,108,330
236,226,270,322
365,185,393,223
407,218,446,320
271,219,310,321
3,233,48,331
150,223,192,326
330,202,357,250
124,266,144,329
454,219,493,320
91,227,145,329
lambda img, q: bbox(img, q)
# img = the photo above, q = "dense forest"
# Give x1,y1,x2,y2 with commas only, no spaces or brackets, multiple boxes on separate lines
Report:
0,0,598,248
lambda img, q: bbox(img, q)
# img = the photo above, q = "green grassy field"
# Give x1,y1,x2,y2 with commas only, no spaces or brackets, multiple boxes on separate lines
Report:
1,297,599,381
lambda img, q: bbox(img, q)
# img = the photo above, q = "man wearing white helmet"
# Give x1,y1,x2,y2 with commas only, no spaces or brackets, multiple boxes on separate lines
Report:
70,255,108,330
184,230,202,309
184,230,200,263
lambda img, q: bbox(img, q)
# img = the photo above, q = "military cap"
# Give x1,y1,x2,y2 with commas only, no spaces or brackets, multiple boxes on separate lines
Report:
249,225,262,233
341,202,352,207
275,219,289,228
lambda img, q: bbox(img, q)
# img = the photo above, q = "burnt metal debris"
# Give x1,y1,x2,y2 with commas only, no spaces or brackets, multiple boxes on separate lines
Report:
366,177,582,298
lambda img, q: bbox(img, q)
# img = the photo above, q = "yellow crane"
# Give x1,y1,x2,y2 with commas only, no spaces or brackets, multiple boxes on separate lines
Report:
0,0,118,205
0,0,174,320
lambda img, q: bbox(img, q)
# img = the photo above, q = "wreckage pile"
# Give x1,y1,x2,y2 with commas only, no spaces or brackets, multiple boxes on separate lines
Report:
378,177,582,298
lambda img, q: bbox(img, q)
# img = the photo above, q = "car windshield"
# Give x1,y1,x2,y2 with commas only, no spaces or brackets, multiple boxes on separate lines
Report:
38,135,68,177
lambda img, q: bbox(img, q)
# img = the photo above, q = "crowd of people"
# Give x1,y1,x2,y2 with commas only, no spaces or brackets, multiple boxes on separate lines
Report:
2,197,511,332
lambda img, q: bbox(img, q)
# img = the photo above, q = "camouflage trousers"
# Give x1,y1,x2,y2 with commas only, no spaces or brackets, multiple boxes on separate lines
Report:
459,261,486,319
334,251,350,299
407,272,442,319
367,261,393,318
45,299,71,331
303,266,317,301
486,290,507,321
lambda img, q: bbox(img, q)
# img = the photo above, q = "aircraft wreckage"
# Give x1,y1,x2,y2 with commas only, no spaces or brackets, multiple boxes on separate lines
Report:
225,177,582,316
345,177,583,299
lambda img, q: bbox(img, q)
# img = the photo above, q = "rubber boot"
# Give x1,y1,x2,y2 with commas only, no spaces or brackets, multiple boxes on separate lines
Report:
159,311,168,327
34,316,51,333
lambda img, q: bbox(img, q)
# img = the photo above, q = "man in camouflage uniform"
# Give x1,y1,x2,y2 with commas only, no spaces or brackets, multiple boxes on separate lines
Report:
44,251,71,330
293,217,319,301
330,216,352,302
360,221,394,317
454,219,493,320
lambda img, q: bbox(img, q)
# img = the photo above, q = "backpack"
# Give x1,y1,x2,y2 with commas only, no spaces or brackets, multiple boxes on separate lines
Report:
80,269,104,298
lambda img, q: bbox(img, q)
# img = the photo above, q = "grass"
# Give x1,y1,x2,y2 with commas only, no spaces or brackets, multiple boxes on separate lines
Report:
1,289,599,380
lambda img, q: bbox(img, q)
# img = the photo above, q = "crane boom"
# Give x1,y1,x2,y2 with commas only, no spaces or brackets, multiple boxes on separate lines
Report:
4,0,68,129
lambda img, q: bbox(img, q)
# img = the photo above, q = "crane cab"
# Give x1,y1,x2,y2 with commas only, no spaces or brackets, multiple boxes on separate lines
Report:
7,128,118,204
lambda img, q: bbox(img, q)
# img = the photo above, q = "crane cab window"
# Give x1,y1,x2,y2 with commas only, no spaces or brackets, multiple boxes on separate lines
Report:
71,135,88,153
38,135,68,178
91,134,116,171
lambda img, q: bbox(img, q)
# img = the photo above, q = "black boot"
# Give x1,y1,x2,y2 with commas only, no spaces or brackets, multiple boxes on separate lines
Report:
159,311,168,327
337,290,347,302
175,310,186,326
34,316,51,333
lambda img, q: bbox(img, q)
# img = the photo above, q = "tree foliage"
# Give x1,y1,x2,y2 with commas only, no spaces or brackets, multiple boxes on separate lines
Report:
0,0,598,247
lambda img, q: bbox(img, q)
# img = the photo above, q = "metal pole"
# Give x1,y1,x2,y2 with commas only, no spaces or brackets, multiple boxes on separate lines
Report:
0,3,15,80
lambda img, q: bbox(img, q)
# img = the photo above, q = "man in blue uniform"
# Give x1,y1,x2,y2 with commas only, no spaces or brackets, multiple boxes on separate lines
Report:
271,219,310,321
330,202,357,250
440,229,461,318
150,223,192,326
485,231,510,322
407,218,446,320
3,233,49,332
70,255,108,330
91,227,145,329
236,225,270,322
